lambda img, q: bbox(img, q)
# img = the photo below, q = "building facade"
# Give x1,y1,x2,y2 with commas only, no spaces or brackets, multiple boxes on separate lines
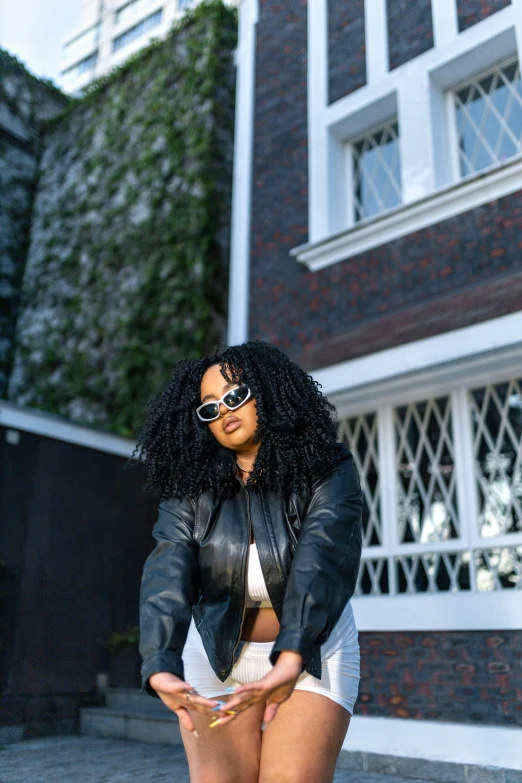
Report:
229,0,522,768
59,0,235,94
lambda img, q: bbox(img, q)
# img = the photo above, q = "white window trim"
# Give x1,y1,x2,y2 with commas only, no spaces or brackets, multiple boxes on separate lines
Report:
328,317,522,629
293,151,522,271
0,399,134,458
227,0,259,346
344,715,522,769
303,0,519,271
449,55,522,180
314,313,522,629
352,590,522,631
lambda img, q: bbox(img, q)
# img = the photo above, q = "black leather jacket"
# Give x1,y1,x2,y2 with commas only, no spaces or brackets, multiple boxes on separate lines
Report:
139,443,363,695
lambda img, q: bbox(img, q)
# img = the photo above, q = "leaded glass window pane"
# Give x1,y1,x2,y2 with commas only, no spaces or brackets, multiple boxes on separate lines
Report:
338,412,381,546
469,379,522,538
355,558,389,596
352,120,402,222
454,60,522,178
394,397,459,544
475,547,522,591
396,551,471,594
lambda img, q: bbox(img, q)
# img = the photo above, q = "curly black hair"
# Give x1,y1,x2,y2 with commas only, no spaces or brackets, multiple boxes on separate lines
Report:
128,341,340,500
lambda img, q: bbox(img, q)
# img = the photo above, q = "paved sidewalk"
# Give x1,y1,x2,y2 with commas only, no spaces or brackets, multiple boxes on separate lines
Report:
0,736,437,783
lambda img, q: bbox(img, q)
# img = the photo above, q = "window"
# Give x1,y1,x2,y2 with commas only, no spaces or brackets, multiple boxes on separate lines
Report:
112,9,163,52
64,23,101,52
340,375,522,598
62,51,98,79
178,0,194,9
453,59,522,178
470,378,522,539
115,0,159,27
351,120,402,223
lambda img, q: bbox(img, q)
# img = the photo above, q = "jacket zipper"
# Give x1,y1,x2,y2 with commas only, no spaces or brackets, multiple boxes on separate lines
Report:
229,486,252,670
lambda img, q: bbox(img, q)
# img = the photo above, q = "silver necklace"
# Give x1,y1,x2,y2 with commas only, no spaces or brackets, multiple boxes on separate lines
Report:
236,458,253,474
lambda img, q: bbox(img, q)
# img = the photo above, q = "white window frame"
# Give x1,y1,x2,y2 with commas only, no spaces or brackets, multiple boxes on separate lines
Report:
446,55,522,182
298,0,520,271
314,311,522,630
346,116,402,226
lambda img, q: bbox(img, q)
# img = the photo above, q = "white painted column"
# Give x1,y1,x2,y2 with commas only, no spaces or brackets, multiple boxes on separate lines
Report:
511,0,522,66
364,0,388,84
226,0,259,346
431,0,458,48
378,406,398,596
397,64,436,202
307,0,329,242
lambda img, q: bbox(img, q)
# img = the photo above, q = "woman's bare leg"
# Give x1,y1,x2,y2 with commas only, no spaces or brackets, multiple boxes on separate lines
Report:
180,694,265,783
258,690,351,783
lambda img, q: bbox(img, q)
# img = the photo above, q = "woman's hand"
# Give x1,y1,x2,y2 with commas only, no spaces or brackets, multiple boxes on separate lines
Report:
148,672,221,736
214,651,303,728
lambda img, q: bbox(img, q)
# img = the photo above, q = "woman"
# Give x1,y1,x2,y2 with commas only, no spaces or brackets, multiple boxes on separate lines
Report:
135,341,363,783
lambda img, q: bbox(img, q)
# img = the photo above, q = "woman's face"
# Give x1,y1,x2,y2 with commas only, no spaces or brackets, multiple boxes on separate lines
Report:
199,364,258,452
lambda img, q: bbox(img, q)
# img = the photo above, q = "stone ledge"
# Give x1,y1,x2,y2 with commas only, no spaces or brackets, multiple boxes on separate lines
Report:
337,750,522,783
80,707,182,746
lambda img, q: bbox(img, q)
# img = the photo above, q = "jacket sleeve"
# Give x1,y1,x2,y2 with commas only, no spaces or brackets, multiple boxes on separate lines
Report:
139,496,199,696
270,456,363,671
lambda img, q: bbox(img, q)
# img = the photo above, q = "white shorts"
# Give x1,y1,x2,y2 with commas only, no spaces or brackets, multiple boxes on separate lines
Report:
182,602,360,715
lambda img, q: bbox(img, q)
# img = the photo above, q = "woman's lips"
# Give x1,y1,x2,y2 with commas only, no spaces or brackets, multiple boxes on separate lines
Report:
223,417,241,433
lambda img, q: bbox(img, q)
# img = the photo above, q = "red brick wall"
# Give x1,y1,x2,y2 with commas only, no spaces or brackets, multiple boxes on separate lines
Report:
328,0,366,104
387,0,434,70
456,0,511,32
357,630,522,726
250,2,522,372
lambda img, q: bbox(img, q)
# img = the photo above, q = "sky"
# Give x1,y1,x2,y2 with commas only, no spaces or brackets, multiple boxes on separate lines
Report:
0,0,83,84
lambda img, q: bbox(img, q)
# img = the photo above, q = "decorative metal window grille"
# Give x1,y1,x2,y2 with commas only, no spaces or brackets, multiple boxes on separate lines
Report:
355,558,389,597
352,120,402,223
394,397,459,544
342,376,522,599
453,59,522,178
112,9,163,52
338,413,381,547
396,551,471,594
469,379,522,538
475,547,522,591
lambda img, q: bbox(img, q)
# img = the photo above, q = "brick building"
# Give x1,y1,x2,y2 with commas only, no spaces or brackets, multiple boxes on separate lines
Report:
228,0,522,769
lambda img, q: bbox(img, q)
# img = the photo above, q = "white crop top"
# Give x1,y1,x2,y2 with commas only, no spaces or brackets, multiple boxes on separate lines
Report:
245,543,272,608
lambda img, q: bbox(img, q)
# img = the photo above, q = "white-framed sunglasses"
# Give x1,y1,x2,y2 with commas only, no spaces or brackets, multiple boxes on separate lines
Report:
196,385,252,422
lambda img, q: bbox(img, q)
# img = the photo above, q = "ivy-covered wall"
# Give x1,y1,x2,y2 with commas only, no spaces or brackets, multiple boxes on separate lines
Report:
0,51,68,398
8,0,237,437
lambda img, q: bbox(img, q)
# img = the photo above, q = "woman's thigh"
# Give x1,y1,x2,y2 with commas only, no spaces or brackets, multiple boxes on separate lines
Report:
180,694,265,783
258,690,351,783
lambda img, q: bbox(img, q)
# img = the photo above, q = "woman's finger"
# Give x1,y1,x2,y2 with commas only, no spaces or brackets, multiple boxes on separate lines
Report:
174,707,196,734
263,701,280,726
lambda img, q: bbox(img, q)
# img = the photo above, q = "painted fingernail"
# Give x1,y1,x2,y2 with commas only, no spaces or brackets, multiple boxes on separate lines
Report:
209,718,223,728
226,710,237,715
193,730,199,738
261,721,267,731
223,687,237,694
211,703,226,711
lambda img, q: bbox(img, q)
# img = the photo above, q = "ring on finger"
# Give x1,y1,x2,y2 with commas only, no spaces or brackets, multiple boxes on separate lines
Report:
185,689,196,703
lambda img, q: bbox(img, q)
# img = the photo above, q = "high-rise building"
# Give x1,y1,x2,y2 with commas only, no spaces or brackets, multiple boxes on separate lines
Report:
59,0,227,94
